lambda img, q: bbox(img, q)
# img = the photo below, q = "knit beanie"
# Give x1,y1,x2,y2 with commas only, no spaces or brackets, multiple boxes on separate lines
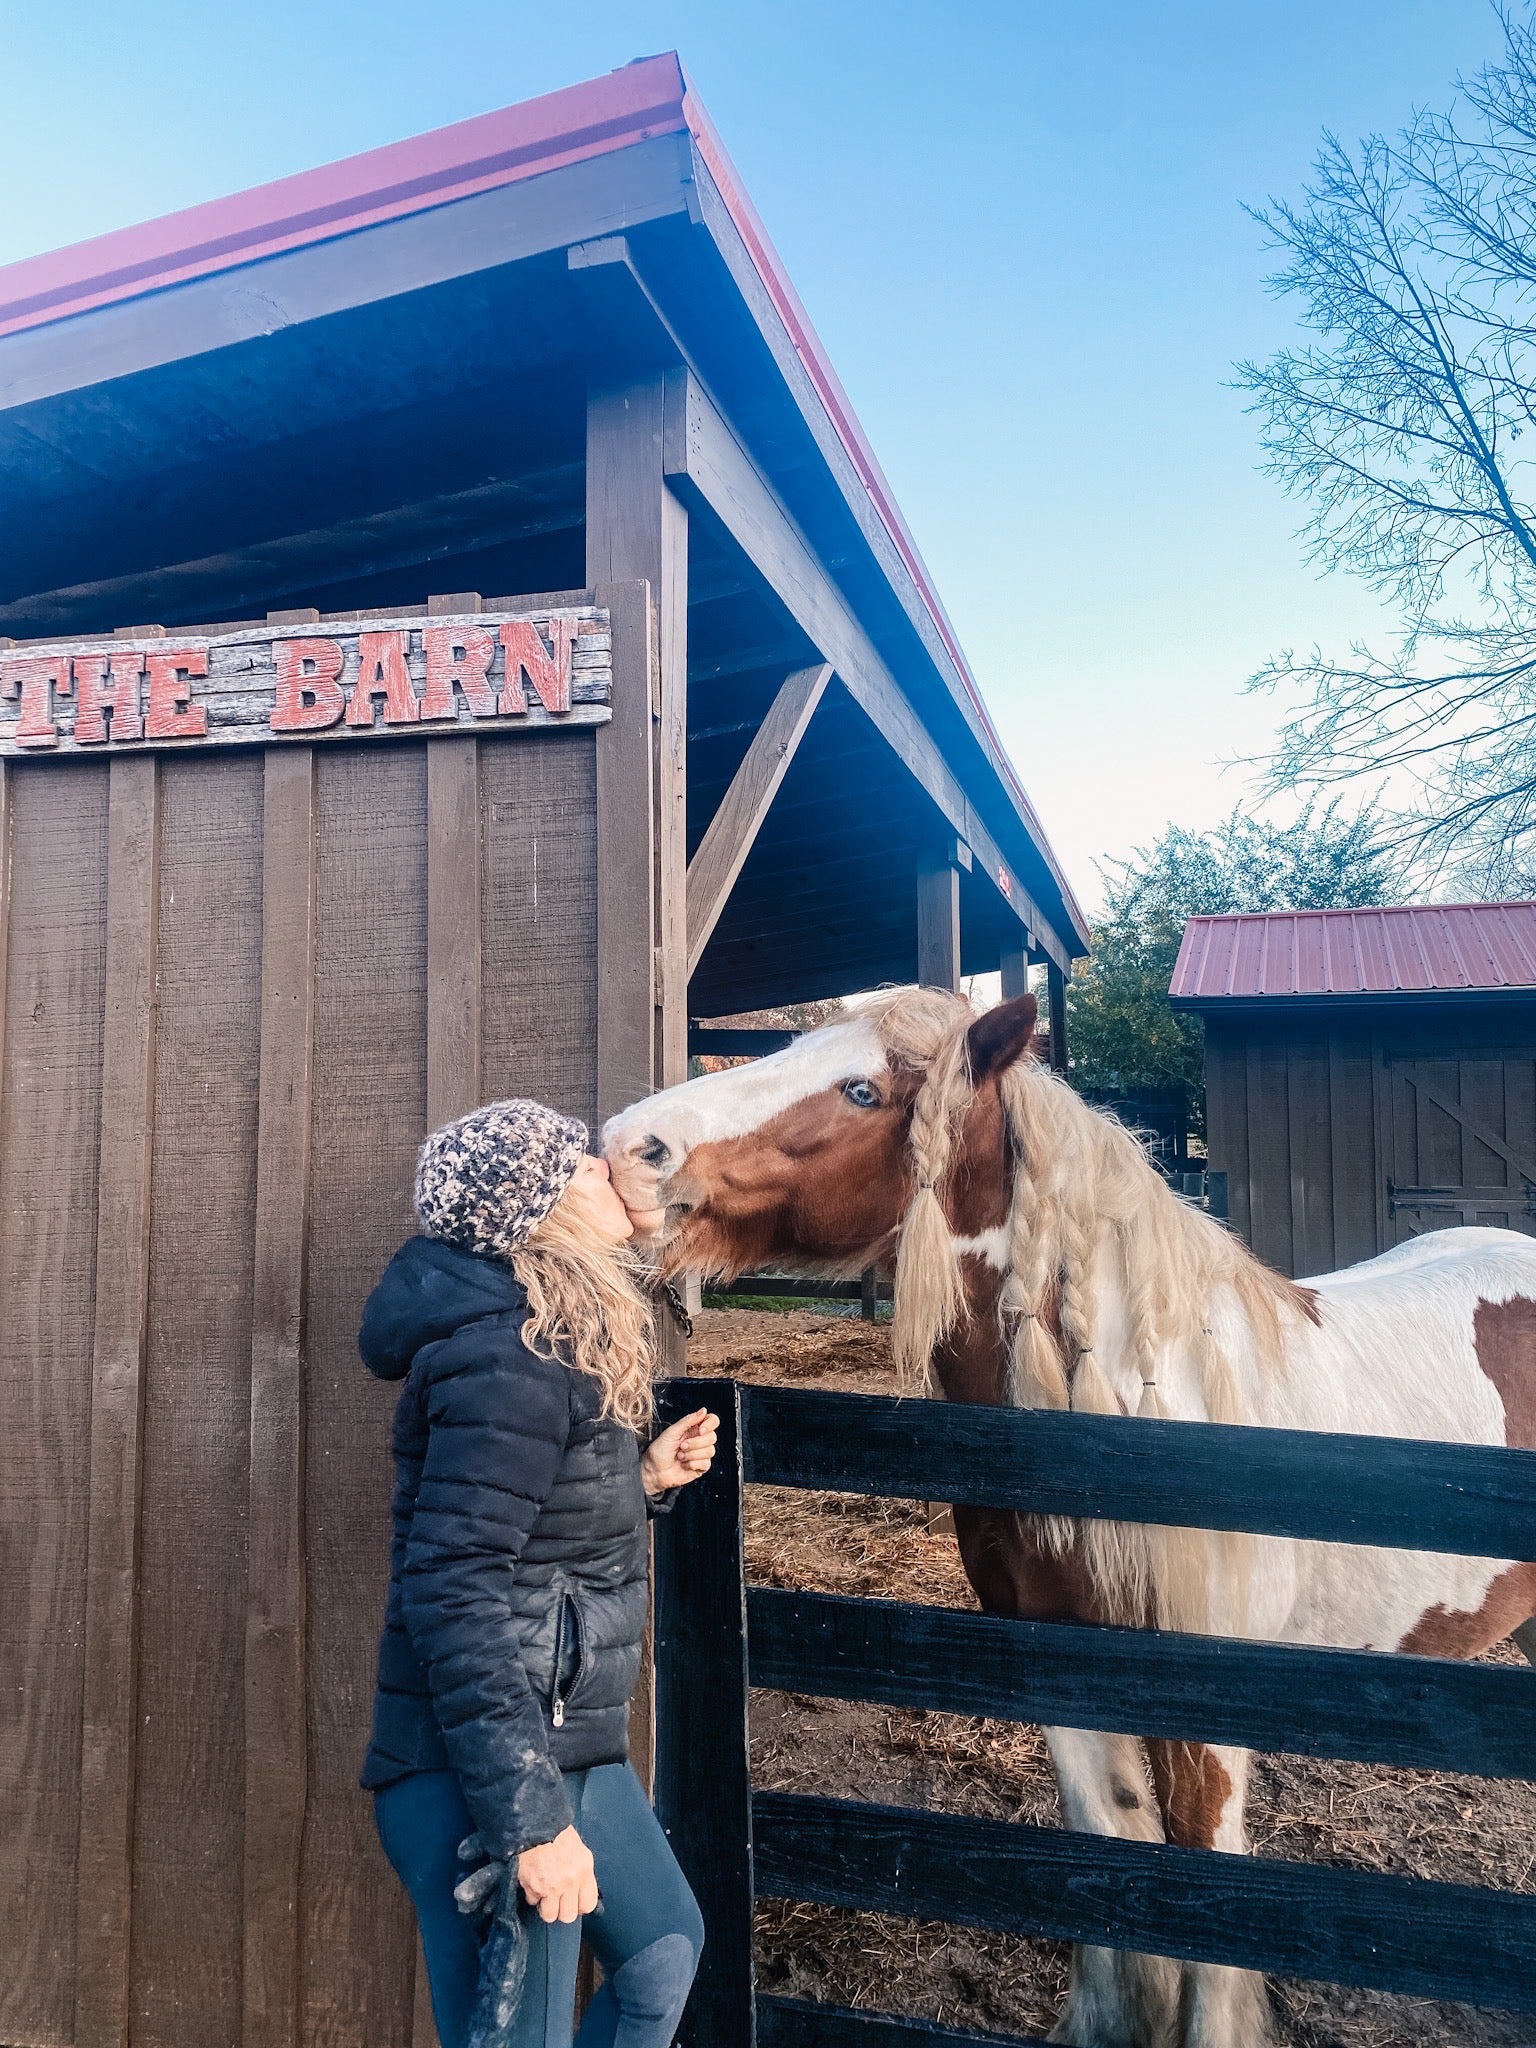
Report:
414,1098,590,1262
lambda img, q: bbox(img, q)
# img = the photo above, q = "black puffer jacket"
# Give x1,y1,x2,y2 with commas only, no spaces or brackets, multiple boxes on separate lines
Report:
358,1235,653,1859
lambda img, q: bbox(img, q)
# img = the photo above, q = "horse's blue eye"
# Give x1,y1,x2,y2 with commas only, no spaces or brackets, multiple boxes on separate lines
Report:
842,1079,881,1109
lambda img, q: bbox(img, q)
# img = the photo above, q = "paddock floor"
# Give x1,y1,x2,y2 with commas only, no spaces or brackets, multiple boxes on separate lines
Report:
688,1308,1536,2048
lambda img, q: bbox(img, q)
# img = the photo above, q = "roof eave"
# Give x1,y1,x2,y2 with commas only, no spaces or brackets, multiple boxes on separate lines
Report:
1172,987,1536,1013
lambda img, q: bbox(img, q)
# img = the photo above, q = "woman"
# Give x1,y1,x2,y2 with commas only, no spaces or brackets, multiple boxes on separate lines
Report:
359,1098,717,2048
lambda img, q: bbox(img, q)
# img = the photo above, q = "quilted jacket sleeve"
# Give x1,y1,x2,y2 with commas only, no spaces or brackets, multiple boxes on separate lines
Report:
400,1319,574,1859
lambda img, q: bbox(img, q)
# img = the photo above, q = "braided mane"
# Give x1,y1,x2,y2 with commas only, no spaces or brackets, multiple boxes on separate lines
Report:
866,987,1313,1629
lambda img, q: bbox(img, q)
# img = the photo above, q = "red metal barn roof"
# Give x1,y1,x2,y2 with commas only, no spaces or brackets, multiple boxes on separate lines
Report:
1169,902,1536,1005
0,54,1085,950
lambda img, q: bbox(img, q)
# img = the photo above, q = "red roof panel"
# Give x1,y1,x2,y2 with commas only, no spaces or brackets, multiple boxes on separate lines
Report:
1169,902,1536,1002
0,58,693,339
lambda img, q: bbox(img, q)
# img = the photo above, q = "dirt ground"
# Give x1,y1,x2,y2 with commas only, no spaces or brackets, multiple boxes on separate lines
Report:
686,1306,1536,2048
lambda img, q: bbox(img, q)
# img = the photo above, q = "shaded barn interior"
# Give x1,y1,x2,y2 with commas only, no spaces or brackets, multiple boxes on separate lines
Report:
1173,904,1536,1277
0,54,1086,2048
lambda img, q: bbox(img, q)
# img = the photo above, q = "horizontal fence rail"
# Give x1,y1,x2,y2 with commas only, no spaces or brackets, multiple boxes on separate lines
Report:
711,1274,892,1305
757,1996,1050,2047
653,1378,1536,2046
752,1791,1536,2013
742,1382,1536,1559
746,1585,1536,1779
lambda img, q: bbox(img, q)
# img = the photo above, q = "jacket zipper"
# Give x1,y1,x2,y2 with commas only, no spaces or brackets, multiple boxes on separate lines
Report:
551,1591,569,1728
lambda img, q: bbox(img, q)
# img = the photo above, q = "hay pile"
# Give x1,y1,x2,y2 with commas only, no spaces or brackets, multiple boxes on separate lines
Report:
688,1308,1536,2048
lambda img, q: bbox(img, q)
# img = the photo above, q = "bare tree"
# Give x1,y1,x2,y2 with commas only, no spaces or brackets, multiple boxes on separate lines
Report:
1238,5,1536,891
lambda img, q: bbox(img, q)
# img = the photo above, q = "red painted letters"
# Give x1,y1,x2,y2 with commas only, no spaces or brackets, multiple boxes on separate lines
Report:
499,618,574,716
144,647,209,740
272,639,346,731
346,631,419,727
421,625,497,720
0,610,601,754
0,653,69,748
73,652,144,744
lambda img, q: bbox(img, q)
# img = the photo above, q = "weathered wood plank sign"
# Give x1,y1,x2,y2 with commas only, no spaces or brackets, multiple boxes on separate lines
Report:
0,607,611,754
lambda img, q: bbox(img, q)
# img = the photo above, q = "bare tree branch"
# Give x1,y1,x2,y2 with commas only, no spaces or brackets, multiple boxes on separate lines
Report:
1238,10,1536,893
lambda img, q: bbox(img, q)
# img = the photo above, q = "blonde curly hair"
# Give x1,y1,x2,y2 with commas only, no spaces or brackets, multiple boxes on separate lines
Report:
511,1192,657,1433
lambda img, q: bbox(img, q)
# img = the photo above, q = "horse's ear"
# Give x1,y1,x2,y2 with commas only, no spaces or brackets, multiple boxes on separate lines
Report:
966,994,1039,1084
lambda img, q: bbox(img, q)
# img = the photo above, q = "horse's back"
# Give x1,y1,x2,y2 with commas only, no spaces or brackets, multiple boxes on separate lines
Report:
1307,1224,1536,1297
1302,1225,1536,1450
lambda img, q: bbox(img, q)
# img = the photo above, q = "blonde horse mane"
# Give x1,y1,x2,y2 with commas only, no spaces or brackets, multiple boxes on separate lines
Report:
869,986,1310,1630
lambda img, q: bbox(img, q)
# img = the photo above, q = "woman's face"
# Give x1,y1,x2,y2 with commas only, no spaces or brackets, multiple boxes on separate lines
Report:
558,1153,640,1245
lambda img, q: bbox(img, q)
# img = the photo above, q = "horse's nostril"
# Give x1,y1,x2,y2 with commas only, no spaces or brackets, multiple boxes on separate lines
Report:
638,1135,671,1169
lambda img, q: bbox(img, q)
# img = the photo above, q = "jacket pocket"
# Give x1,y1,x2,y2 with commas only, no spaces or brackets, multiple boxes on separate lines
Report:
550,1586,591,1729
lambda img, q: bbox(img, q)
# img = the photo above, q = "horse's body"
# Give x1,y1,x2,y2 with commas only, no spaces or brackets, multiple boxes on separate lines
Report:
604,991,1536,2048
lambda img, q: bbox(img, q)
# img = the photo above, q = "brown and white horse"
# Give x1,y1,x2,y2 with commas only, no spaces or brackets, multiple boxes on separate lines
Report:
605,988,1536,2048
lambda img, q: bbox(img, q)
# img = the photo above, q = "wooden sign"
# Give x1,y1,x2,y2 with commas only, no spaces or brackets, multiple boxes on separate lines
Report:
0,606,611,755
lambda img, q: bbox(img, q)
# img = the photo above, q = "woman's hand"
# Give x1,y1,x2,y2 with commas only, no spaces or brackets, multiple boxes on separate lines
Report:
516,1825,599,1923
641,1407,719,1495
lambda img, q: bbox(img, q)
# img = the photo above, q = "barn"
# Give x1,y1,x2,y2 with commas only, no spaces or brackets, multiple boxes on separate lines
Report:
0,54,1087,2048
1171,900,1536,1278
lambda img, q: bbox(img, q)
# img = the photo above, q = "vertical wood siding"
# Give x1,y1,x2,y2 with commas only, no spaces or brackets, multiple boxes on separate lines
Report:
480,733,598,1124
0,727,599,2047
301,741,428,2048
78,756,162,2048
0,763,110,2046
131,753,263,2047
244,746,318,2048
1202,1006,1536,1276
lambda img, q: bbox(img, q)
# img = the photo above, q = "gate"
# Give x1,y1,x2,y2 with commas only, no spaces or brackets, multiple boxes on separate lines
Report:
652,1378,1536,2046
1387,1050,1536,1238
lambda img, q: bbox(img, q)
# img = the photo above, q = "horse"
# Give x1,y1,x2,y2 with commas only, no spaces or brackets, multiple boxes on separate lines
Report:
604,986,1536,2048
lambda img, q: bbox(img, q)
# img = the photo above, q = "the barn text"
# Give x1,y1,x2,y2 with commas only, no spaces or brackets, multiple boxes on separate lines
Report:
0,607,613,755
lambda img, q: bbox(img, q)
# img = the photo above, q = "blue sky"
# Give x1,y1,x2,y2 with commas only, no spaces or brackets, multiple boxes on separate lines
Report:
0,1,1509,908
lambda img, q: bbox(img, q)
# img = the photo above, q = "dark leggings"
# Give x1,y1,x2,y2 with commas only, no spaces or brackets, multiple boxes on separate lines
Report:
375,1764,704,2048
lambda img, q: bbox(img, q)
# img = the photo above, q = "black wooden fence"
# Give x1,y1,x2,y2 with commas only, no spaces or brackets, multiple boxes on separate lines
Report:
651,1378,1536,2047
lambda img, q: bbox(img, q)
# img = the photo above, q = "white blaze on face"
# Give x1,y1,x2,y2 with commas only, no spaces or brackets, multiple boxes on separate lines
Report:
602,1015,889,1209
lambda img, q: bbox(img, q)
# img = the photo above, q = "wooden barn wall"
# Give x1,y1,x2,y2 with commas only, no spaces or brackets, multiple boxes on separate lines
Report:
1203,1015,1380,1279
1203,1003,1536,1276
0,729,597,2048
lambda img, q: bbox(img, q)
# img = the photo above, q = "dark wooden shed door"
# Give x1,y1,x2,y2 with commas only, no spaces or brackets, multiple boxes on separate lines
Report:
1386,1051,1536,1239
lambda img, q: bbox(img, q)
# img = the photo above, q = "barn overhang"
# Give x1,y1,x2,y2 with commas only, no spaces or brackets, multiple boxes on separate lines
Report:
0,52,1088,1014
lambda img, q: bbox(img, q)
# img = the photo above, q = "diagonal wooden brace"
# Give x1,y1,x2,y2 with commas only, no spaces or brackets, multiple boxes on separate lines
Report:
685,661,833,980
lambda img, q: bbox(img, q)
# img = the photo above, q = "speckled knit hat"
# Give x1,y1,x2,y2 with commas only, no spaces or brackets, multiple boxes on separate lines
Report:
414,1098,589,1262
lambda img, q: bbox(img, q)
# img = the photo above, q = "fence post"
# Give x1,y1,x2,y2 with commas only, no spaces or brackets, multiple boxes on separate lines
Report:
653,1377,756,2046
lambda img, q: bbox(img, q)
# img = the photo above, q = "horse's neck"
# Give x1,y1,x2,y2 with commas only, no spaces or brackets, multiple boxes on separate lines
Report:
930,1237,1145,1410
931,1260,1012,1406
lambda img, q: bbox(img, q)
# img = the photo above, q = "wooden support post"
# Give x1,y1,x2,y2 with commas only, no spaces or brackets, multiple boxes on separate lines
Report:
999,936,1030,1003
686,662,832,978
593,574,658,1125
1047,959,1069,1075
588,374,690,1807
916,854,960,1533
242,746,317,2048
917,857,962,992
587,373,689,1101
653,1379,755,2047
75,754,161,2048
